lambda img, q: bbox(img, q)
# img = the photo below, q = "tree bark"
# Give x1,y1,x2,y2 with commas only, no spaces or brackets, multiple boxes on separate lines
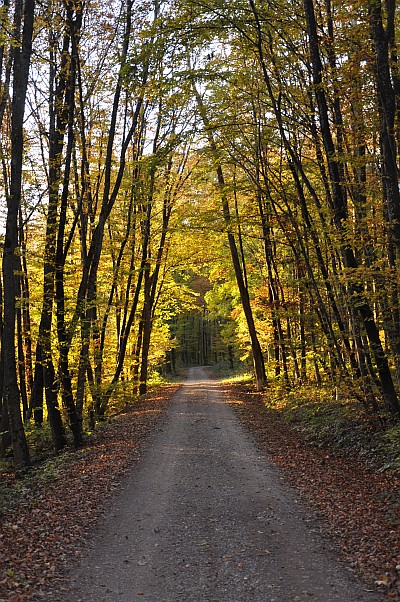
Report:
368,0,400,254
304,0,400,416
31,14,73,452
192,80,266,390
3,0,35,468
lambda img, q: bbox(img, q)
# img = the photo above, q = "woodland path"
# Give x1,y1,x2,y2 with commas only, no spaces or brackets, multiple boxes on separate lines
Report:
57,367,381,602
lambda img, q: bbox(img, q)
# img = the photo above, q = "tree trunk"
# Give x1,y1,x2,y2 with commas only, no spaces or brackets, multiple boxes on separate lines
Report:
54,2,83,445
0,273,10,455
139,271,152,396
192,80,266,390
3,0,35,469
304,0,400,416
368,0,400,254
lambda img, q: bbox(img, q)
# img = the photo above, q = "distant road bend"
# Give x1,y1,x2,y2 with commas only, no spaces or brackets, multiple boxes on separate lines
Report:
60,366,382,602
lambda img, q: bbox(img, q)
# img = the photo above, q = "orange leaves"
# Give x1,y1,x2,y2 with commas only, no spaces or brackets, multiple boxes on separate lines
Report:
0,386,178,600
228,382,400,599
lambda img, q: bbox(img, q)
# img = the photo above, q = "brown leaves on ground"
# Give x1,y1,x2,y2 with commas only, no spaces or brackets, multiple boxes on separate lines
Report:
227,383,400,600
0,385,179,601
1,380,399,601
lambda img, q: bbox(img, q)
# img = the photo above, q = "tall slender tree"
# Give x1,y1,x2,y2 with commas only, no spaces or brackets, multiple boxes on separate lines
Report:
3,0,35,468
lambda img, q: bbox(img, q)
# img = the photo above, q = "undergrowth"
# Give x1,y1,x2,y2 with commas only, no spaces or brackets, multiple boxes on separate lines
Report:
234,375,400,473
212,361,253,384
0,374,181,487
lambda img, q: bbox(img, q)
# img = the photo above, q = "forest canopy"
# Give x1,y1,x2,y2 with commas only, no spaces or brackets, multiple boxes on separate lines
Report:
1,0,400,469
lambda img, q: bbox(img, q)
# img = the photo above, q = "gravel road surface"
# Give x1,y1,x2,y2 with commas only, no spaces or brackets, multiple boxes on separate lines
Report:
59,367,382,602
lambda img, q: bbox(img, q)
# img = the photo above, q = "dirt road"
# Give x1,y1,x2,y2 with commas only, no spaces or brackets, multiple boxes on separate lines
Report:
59,367,381,602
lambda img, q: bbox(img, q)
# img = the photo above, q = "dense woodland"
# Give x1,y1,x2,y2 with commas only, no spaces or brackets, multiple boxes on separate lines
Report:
1,0,400,470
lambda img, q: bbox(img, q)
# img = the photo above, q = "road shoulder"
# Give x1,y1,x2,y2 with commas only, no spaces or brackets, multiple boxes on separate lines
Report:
226,382,400,600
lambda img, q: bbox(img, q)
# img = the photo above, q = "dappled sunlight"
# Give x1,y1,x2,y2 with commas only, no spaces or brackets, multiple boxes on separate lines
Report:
183,381,220,387
157,443,259,464
129,409,162,416
0,470,16,483
158,444,219,456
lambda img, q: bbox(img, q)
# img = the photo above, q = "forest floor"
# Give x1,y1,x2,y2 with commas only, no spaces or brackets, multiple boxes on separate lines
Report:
227,383,400,600
0,385,180,601
0,371,398,601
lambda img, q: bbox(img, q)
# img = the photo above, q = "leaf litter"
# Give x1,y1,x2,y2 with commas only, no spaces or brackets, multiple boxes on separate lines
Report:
0,385,178,601
226,383,400,600
1,380,399,601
